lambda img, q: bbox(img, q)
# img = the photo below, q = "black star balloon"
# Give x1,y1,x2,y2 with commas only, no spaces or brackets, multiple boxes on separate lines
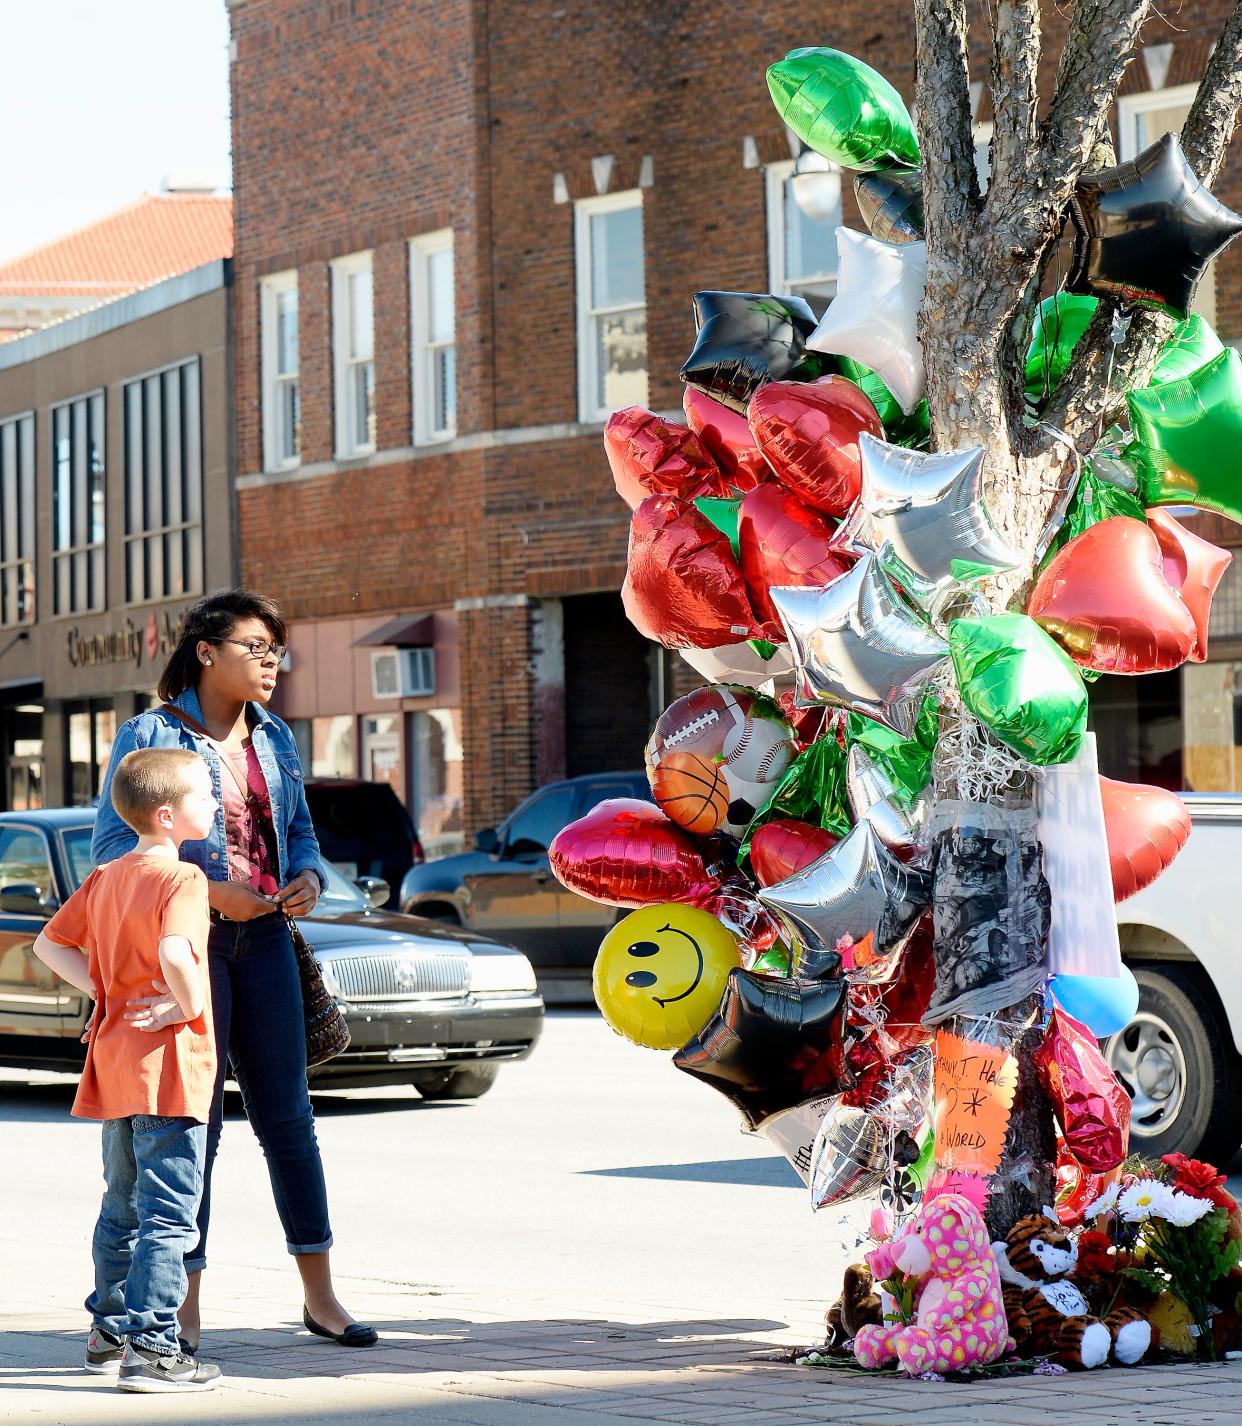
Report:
672,969,851,1130
679,291,824,414
1068,132,1242,319
853,168,924,246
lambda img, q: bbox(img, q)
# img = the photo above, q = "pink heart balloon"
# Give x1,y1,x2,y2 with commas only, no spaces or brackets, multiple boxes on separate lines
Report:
1145,507,1232,663
737,483,854,628
1099,775,1191,902
682,387,769,490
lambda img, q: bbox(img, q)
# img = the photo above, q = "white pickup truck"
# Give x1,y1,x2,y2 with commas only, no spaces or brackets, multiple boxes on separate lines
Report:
1110,794,1242,1165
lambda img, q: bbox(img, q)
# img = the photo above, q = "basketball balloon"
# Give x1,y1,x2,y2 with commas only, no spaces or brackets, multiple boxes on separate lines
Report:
646,685,796,839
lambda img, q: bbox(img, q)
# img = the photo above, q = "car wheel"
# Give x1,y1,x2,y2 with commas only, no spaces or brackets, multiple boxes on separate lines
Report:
1104,963,1242,1164
413,1065,499,1100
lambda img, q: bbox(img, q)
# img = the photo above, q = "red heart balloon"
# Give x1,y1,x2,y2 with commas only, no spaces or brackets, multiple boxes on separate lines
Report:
1027,516,1197,673
548,798,723,908
1146,507,1232,663
737,483,854,627
746,375,883,516
603,406,726,510
682,387,769,491
623,494,774,648
1099,775,1191,902
750,818,839,887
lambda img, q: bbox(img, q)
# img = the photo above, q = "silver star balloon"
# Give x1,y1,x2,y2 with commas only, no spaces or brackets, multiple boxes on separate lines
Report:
756,819,932,971
846,744,929,860
810,1101,888,1210
807,228,927,414
834,434,1025,610
771,555,949,737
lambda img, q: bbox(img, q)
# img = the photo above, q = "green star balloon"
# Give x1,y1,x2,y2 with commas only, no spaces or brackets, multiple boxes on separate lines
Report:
834,357,930,448
740,733,852,872
1040,458,1147,567
1126,346,1242,522
766,48,919,171
1024,295,1224,405
948,613,1088,766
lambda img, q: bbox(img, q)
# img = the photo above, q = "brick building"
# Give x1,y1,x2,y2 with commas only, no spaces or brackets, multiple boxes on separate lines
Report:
227,0,1242,851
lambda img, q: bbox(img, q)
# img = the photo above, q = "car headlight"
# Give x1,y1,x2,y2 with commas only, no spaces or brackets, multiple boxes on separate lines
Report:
468,951,538,994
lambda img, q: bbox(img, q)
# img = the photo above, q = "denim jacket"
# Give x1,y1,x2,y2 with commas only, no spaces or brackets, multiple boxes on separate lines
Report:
90,686,326,889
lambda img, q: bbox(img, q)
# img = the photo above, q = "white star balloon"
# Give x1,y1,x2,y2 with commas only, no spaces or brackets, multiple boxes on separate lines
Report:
807,228,927,414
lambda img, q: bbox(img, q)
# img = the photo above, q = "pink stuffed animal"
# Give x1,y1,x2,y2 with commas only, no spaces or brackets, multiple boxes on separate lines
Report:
854,1192,1011,1373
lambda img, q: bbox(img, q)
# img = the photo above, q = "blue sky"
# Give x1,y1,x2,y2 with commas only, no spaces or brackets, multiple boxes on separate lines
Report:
0,0,231,262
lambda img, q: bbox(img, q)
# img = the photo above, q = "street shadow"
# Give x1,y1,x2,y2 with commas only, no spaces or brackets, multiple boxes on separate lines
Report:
581,1157,802,1189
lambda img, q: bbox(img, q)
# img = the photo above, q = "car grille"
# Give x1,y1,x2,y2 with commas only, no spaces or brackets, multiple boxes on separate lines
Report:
327,949,471,1001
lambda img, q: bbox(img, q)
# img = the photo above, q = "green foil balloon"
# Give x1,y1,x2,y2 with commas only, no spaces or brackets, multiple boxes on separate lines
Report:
740,733,851,871
835,357,930,448
948,614,1088,766
1040,459,1147,566
845,692,938,806
1025,296,1224,405
694,495,742,560
766,48,919,172
1126,347,1242,522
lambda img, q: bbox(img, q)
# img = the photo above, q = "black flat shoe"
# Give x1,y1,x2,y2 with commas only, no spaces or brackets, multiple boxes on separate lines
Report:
302,1306,378,1347
177,1336,198,1356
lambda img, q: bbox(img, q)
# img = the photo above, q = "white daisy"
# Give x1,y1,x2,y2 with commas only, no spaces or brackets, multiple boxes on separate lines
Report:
1118,1179,1177,1223
1159,1190,1215,1228
1083,1181,1121,1219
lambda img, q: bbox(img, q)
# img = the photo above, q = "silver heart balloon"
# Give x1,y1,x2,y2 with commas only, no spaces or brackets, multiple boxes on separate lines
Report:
834,435,1024,610
810,1100,888,1210
807,229,927,414
757,819,932,968
846,744,928,859
771,556,948,736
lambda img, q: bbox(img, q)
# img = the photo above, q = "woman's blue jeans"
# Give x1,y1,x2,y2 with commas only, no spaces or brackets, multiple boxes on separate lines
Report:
184,912,334,1273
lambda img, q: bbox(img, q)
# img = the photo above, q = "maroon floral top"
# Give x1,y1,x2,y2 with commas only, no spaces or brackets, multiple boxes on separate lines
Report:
218,744,280,897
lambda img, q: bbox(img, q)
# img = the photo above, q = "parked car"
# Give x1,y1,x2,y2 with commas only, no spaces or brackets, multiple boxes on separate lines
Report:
0,809,543,1099
399,772,652,992
303,777,423,908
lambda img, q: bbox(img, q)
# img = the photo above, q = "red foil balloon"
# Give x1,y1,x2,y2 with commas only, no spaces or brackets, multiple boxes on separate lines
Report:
1099,775,1191,902
623,494,772,648
750,818,839,887
1026,516,1196,673
1055,1143,1120,1227
603,406,726,510
548,798,723,909
737,483,854,627
1035,1007,1131,1174
747,375,883,516
682,387,769,491
1146,507,1232,663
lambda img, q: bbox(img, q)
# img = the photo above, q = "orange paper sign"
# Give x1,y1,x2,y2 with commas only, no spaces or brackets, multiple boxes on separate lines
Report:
933,1030,1019,1176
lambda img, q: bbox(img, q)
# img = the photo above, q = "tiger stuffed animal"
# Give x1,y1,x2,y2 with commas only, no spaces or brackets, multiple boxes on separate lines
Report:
992,1210,1150,1369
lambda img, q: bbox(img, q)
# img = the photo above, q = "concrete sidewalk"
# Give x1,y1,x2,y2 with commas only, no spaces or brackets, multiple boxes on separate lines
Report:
5,1245,1242,1426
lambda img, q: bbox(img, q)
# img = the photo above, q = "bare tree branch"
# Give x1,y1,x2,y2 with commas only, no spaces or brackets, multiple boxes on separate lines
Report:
985,0,1041,216
913,0,981,241
1182,0,1242,185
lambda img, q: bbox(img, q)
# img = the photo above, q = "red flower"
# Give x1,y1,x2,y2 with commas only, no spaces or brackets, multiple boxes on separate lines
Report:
1162,1152,1238,1211
1075,1230,1117,1286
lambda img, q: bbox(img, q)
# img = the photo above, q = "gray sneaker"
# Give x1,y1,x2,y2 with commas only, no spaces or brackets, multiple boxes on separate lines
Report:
117,1341,222,1393
84,1325,124,1374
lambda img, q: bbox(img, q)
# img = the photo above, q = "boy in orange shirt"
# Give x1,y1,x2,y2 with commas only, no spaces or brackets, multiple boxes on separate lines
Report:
34,748,223,1393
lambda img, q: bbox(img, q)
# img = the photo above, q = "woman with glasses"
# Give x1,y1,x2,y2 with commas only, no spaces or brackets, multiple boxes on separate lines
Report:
91,590,377,1352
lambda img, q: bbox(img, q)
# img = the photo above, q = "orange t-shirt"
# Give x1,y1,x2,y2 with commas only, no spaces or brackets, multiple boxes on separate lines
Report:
43,852,214,1123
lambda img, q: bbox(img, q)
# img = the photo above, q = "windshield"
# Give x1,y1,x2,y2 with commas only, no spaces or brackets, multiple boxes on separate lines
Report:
59,822,367,913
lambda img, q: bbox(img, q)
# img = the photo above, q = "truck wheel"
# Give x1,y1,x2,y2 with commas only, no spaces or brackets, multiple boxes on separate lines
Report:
1104,963,1242,1164
413,1065,499,1100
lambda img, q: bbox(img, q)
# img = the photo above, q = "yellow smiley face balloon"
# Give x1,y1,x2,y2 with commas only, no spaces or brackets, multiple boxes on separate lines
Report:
593,903,742,1050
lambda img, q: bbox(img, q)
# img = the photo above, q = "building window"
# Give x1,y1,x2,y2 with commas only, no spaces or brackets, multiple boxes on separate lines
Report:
261,271,299,470
575,191,648,424
292,714,357,779
1117,86,1215,325
123,359,204,604
65,699,116,806
0,413,35,627
410,231,456,444
331,251,376,457
766,157,841,315
50,392,105,617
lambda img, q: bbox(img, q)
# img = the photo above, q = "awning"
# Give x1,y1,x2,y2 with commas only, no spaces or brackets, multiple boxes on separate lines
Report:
352,614,436,648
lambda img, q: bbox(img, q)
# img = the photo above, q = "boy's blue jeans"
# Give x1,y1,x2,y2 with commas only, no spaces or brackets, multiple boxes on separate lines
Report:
89,1115,207,1354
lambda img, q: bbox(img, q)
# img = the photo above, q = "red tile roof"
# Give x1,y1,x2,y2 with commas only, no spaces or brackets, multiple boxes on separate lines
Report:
0,194,233,298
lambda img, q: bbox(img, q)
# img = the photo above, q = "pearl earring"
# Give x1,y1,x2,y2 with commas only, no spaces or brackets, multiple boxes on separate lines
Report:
204,657,212,665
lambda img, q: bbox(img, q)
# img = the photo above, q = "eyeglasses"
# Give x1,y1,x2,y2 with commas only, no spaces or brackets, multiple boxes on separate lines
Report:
211,637,288,662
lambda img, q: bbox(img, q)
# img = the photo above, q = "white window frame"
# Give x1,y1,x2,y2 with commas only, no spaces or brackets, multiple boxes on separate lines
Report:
575,190,647,425
49,389,106,618
331,250,376,459
260,270,299,472
410,230,456,445
0,412,35,627
1117,83,1198,162
765,158,841,304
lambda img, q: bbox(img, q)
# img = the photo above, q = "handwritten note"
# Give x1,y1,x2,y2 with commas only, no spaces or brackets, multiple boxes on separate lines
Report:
932,1029,1019,1176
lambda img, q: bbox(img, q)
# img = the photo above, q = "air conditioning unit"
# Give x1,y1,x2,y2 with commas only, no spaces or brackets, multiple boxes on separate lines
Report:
371,647,435,699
